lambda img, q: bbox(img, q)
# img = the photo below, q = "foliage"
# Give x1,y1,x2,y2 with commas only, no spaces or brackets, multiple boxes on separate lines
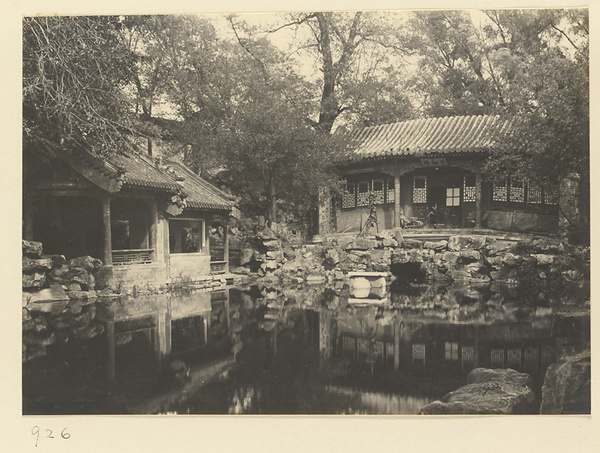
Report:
200,61,352,224
239,11,416,132
401,9,588,239
482,10,589,241
402,11,501,116
23,16,137,158
121,15,219,121
22,10,589,238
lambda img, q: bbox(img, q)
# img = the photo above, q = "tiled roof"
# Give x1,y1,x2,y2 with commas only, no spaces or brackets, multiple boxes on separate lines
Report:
111,152,183,192
71,150,182,192
343,115,511,160
67,150,233,211
162,161,234,212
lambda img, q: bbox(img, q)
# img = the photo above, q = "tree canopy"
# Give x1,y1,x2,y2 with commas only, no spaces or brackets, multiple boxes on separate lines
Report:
22,9,589,234
23,16,137,158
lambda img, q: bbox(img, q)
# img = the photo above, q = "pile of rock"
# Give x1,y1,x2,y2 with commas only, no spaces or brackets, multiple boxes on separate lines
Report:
540,347,591,414
22,298,105,362
418,346,591,415
22,240,108,361
22,240,104,307
237,227,284,275
236,227,303,277
340,233,572,287
420,368,537,415
232,229,583,293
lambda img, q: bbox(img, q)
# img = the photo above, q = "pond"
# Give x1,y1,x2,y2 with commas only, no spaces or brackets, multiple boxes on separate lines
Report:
22,281,589,415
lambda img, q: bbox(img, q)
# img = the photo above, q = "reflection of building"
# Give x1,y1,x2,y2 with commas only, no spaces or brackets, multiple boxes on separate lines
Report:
23,149,235,288
98,290,231,382
320,115,559,234
325,307,577,386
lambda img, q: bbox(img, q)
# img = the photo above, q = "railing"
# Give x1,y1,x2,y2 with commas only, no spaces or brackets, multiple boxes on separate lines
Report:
112,249,154,266
210,260,228,274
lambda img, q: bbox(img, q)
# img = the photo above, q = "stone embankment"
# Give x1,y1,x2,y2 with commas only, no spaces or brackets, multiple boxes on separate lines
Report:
22,240,107,361
22,240,104,305
233,228,589,297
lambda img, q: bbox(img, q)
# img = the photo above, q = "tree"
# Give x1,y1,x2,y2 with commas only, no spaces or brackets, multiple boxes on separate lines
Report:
400,9,589,240
23,16,137,159
212,101,349,227
483,10,589,241
401,11,505,116
234,11,415,132
179,29,350,225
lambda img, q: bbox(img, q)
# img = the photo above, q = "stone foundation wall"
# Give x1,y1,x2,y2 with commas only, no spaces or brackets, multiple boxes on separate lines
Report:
330,232,587,293
336,205,395,233
234,229,588,301
169,253,211,279
483,210,558,233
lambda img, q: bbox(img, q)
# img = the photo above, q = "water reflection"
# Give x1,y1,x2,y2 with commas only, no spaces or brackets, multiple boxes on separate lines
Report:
22,282,589,415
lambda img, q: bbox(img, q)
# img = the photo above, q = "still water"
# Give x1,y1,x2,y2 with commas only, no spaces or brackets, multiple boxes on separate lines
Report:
22,282,589,415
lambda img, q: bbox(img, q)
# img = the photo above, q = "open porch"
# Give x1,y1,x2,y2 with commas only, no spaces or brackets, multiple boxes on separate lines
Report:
23,151,235,289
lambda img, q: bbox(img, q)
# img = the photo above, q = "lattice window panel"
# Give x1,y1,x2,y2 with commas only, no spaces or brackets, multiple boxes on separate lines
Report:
463,176,476,202
357,338,370,360
510,180,525,203
446,188,460,207
492,180,508,202
112,249,154,265
356,181,371,207
342,336,356,359
490,349,505,368
527,182,542,204
372,179,385,205
386,178,395,203
545,187,559,205
461,346,474,365
541,346,556,370
507,348,522,369
412,343,426,361
445,341,459,360
413,176,427,204
342,182,356,209
385,342,395,364
372,341,384,363
524,347,539,374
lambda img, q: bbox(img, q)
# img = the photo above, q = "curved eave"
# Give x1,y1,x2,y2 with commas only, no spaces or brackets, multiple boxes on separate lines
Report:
184,201,234,212
122,178,182,192
349,148,492,162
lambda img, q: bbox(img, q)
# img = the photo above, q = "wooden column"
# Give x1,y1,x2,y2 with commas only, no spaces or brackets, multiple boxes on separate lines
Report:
203,316,209,346
106,320,115,382
394,174,401,228
473,325,480,368
317,187,331,236
155,309,171,359
102,197,112,265
150,199,160,263
225,290,231,335
475,167,482,228
23,199,34,241
394,320,401,371
223,219,230,273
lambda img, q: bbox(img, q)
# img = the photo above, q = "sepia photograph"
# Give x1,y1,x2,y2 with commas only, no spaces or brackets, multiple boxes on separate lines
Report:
18,2,591,424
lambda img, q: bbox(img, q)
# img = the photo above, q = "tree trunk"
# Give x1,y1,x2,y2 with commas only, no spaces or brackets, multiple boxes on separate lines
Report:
266,184,277,227
316,13,338,134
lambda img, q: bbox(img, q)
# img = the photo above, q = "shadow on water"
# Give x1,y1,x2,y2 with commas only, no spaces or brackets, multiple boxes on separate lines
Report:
22,280,589,415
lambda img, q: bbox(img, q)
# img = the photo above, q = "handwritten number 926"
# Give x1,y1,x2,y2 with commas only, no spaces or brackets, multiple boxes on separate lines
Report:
31,426,70,447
